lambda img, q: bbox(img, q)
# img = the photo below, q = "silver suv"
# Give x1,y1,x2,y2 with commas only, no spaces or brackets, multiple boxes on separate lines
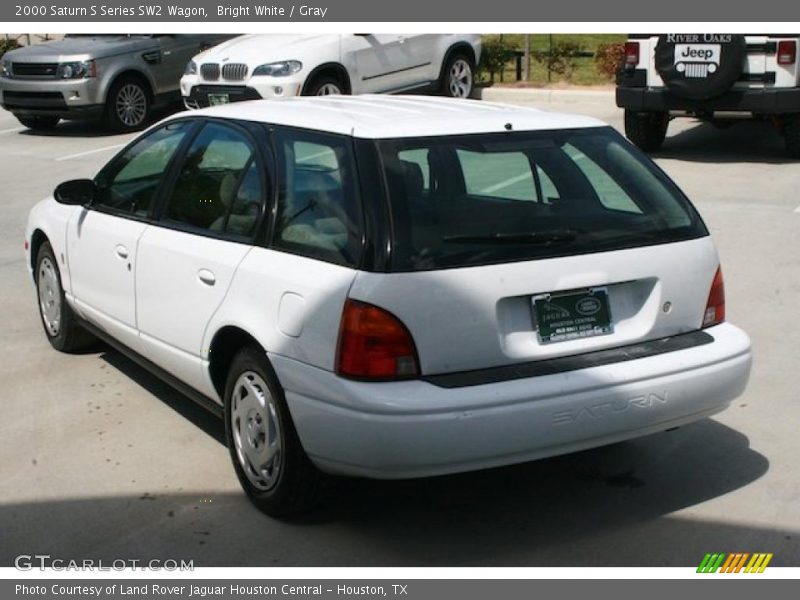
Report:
0,34,232,132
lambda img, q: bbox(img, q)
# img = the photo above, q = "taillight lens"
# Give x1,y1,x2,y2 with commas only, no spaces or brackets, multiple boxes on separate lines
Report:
702,267,726,328
777,40,797,65
624,41,640,67
336,299,419,380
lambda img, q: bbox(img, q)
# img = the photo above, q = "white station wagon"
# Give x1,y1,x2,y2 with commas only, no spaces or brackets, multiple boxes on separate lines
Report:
26,96,753,515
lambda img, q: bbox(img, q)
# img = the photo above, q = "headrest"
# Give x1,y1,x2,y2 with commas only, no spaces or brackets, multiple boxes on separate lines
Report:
399,160,424,198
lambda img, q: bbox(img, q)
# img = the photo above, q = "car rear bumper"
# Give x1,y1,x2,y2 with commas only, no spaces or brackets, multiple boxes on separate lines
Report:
0,76,105,118
616,85,800,114
271,322,752,479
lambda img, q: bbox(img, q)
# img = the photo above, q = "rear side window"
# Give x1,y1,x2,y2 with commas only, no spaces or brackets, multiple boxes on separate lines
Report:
456,149,535,201
162,122,265,240
94,121,190,217
377,127,706,271
272,128,363,267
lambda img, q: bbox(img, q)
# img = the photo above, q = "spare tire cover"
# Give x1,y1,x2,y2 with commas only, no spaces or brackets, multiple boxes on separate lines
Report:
655,34,746,100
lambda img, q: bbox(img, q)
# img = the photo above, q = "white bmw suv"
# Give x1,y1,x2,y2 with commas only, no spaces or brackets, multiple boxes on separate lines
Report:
180,34,481,107
26,95,752,516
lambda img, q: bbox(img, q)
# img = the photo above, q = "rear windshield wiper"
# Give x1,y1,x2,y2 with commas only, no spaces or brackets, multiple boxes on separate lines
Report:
443,229,578,245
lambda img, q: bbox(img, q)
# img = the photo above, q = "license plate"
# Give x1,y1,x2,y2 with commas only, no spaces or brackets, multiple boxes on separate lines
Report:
207,93,230,106
532,287,613,344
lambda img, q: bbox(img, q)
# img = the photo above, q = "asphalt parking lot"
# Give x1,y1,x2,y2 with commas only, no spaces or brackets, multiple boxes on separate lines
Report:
0,95,798,567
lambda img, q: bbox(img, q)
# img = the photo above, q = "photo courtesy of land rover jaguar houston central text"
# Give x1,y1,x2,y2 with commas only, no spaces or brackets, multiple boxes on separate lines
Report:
25,96,752,516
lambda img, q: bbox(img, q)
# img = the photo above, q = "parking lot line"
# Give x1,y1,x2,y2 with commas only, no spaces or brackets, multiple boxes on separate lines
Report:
0,126,24,135
795,205,800,214
55,143,126,162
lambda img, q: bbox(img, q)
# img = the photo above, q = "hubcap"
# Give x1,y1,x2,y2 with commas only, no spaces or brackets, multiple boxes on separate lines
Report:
316,83,342,96
38,257,61,337
230,371,282,491
116,83,147,127
448,59,473,98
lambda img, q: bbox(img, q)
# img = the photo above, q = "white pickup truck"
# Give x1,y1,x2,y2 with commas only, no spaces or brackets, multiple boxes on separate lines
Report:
616,34,800,157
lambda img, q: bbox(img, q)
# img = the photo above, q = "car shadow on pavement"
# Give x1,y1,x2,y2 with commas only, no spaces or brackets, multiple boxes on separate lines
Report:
16,106,183,138
654,118,794,164
0,340,775,567
98,348,225,445
0,419,782,566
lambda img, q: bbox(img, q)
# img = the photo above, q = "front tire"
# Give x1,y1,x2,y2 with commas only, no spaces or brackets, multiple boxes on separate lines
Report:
35,241,94,352
624,110,669,152
302,74,345,96
17,115,60,131
105,76,151,132
224,346,324,517
441,53,474,98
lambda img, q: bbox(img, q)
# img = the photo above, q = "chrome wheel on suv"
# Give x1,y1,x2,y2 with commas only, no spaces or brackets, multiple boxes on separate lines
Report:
106,76,151,132
443,55,474,98
302,74,346,97
115,83,148,128
315,83,342,95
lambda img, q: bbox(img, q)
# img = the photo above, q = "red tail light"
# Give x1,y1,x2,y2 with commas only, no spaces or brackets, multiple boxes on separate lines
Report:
777,40,797,65
336,299,419,380
624,41,640,67
702,267,726,328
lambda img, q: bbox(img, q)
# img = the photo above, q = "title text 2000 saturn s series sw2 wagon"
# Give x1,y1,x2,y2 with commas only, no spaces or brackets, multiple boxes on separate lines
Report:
25,95,753,516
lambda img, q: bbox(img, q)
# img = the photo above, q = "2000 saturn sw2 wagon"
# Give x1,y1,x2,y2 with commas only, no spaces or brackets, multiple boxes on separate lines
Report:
26,95,753,516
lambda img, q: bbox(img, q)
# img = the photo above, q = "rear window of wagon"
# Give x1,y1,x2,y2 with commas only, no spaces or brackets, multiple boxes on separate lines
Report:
376,127,708,271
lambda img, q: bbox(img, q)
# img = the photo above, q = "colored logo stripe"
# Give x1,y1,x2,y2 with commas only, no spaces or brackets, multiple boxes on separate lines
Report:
697,552,773,573
745,553,773,573
697,553,726,573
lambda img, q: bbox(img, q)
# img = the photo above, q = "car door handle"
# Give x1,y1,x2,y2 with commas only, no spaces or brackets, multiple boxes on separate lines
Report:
197,269,216,286
115,245,129,259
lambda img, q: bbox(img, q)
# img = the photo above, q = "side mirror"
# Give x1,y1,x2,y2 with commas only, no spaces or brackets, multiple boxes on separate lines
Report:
54,179,96,206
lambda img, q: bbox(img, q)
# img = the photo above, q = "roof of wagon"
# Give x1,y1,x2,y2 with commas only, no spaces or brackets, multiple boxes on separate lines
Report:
182,94,606,138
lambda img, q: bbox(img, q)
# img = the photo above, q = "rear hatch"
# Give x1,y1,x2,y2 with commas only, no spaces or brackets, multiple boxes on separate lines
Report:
349,126,717,375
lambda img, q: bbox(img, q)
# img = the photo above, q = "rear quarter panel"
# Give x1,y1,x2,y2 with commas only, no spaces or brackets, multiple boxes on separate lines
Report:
200,248,357,397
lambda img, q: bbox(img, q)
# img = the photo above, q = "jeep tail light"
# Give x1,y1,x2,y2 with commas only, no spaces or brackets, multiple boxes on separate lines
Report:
702,267,725,328
624,42,640,67
336,299,419,380
777,40,797,65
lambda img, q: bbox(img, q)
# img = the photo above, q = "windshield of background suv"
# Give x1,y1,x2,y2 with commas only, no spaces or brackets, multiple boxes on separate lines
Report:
377,126,707,271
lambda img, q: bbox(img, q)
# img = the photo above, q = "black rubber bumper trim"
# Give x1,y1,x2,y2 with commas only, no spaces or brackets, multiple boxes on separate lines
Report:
422,330,714,389
616,86,800,113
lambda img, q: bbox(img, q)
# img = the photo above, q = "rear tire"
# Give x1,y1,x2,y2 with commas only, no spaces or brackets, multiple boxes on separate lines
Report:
17,115,60,131
105,76,151,132
440,53,474,98
784,114,800,159
223,346,325,517
624,109,669,152
35,241,95,352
